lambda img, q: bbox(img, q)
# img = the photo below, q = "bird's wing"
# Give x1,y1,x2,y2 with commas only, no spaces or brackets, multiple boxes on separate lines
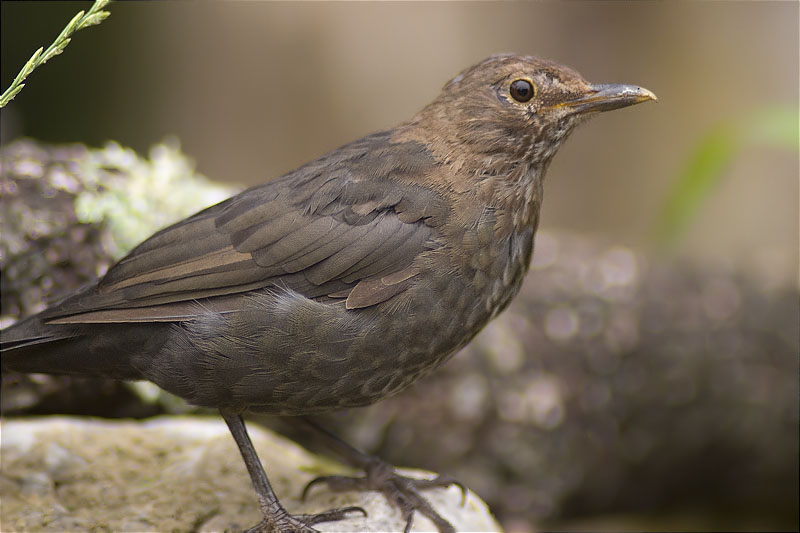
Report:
44,133,447,324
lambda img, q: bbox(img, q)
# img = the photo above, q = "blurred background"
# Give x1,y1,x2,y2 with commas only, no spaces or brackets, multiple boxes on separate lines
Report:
2,1,797,275
2,2,798,532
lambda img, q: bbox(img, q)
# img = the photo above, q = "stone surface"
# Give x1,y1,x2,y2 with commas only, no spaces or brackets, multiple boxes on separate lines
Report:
0,416,501,532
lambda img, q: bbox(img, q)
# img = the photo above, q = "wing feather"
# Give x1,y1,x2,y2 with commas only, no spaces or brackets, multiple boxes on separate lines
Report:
41,135,446,323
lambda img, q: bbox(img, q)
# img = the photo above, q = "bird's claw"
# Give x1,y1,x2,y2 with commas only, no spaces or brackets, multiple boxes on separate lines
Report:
301,465,463,533
243,506,366,533
295,505,368,526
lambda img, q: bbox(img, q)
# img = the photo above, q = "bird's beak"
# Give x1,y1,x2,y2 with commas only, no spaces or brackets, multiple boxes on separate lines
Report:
561,83,657,114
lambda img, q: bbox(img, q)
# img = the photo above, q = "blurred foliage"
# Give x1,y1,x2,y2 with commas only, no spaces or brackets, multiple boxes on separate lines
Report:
0,138,237,327
74,140,236,257
0,0,111,108
654,105,799,247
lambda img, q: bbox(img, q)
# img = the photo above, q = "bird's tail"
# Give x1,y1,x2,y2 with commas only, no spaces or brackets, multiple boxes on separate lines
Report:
1,314,145,380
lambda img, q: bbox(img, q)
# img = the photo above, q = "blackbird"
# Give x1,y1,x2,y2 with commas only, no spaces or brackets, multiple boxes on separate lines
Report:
1,54,655,532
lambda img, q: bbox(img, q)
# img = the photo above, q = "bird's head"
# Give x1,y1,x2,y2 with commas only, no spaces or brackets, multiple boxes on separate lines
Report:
415,54,656,173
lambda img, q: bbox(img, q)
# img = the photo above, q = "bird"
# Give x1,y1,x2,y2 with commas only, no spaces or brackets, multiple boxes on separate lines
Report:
1,54,655,532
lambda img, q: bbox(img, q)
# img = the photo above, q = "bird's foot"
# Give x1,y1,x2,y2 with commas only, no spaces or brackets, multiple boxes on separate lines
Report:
301,458,465,533
244,505,366,533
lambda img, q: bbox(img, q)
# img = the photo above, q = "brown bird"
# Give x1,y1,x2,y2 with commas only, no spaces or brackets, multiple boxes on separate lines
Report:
1,54,655,532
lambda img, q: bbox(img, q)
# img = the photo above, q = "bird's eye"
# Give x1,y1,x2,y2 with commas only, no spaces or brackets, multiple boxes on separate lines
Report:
509,79,535,103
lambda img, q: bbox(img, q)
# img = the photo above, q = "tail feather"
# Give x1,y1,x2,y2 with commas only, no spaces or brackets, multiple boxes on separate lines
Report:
1,315,78,351
1,314,157,381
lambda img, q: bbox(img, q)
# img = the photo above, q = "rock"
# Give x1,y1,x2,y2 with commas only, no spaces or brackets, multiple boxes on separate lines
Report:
0,416,501,532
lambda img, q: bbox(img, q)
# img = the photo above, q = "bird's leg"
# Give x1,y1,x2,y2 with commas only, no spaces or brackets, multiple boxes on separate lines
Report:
297,417,465,533
220,409,366,533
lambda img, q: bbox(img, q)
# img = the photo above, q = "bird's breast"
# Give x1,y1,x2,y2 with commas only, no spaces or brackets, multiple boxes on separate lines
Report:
435,221,534,328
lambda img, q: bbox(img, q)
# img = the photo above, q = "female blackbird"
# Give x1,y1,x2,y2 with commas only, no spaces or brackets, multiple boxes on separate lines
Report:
1,54,655,532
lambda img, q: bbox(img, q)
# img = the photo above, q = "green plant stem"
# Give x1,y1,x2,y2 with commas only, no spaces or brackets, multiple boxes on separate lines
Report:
0,0,112,108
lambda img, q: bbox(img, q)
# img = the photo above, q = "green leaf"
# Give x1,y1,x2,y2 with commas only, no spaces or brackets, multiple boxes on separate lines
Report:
653,106,799,248
14,48,43,84
0,84,25,108
79,11,111,29
87,0,111,14
41,38,71,64
61,11,86,39
747,106,800,149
